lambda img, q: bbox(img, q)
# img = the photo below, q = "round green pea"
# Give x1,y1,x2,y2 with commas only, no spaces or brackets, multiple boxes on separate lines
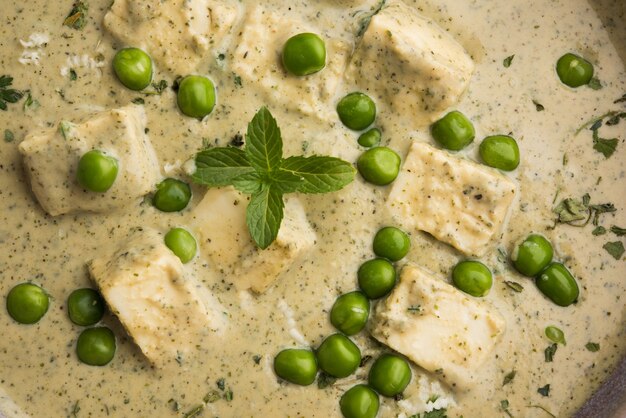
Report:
282,33,326,76
556,53,594,88
452,260,492,297
535,263,579,307
67,288,105,326
339,385,380,418
76,150,119,193
76,327,116,366
357,258,396,299
357,147,401,186
479,135,520,171
368,354,412,397
316,334,361,378
153,178,191,212
273,348,318,386
164,228,197,264
6,283,49,324
512,234,553,277
112,47,153,91
176,75,216,119
330,292,370,336
430,110,475,151
358,128,381,148
372,226,410,262
337,92,376,131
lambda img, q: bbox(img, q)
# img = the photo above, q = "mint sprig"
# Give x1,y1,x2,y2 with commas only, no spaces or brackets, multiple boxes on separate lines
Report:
191,107,356,249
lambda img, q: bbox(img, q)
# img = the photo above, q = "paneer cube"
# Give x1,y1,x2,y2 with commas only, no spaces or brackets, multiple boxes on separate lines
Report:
88,228,224,367
231,6,351,118
19,105,161,216
18,105,160,216
386,142,516,256
190,187,316,293
345,0,474,125
369,264,505,389
104,0,241,74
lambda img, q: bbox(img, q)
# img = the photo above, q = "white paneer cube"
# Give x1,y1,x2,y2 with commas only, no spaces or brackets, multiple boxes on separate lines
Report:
18,105,160,216
345,0,474,125
104,0,241,74
89,228,224,367
369,264,505,389
231,6,351,118
386,142,516,256
191,187,316,293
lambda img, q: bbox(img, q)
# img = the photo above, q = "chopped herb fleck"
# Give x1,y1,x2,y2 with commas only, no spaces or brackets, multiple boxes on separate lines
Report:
586,342,600,352
359,355,373,368
71,400,80,417
317,372,337,389
63,1,89,30
503,55,515,68
587,77,602,90
409,409,448,418
252,354,262,364
0,75,24,111
203,390,221,404
229,133,244,147
500,400,513,418
4,129,14,143
503,370,516,386
532,100,545,111
544,343,557,362
610,226,626,236
234,74,243,88
407,305,422,313
614,93,626,104
69,69,78,81
538,384,551,397
592,226,607,236
182,404,204,418
504,281,524,293
132,97,145,105
23,92,40,111
167,398,180,411
216,378,226,391
427,394,440,403
224,389,234,402
603,241,624,260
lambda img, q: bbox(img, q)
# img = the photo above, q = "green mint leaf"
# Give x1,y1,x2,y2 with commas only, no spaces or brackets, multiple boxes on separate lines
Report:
503,55,515,68
610,226,626,236
192,147,255,187
586,342,600,352
545,326,566,345
592,226,606,236
268,170,304,194
537,384,551,397
63,1,89,30
544,343,557,362
0,75,24,111
246,184,284,249
603,241,625,260
593,136,618,158
587,77,602,90
245,106,283,174
280,156,356,194
232,172,262,194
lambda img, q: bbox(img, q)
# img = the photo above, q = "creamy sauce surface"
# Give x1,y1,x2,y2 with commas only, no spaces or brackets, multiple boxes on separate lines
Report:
0,0,625,417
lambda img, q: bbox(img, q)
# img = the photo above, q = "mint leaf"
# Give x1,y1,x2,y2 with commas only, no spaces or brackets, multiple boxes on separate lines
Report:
603,241,624,260
611,226,626,236
554,197,588,223
268,170,304,194
586,342,600,352
192,147,254,186
246,184,284,249
280,156,356,194
245,106,282,173
232,172,262,194
592,121,618,158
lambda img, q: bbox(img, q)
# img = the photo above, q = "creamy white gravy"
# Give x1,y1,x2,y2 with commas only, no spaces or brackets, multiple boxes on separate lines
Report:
0,0,624,417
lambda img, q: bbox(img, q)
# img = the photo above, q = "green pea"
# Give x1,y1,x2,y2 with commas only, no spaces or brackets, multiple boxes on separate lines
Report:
76,150,119,193
273,348,318,386
6,283,49,324
430,110,475,151
535,263,579,307
556,53,594,88
339,385,379,418
67,288,105,326
153,178,191,212
512,234,553,277
357,147,401,186
479,135,520,171
357,258,396,299
368,354,412,397
358,128,381,148
164,228,197,264
452,260,492,297
330,292,370,336
76,327,116,366
316,334,361,378
282,33,326,76
176,75,216,119
337,92,376,131
112,47,153,91
372,227,410,262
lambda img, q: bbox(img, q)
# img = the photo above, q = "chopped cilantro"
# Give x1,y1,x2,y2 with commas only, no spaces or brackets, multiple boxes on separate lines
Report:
0,75,24,111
